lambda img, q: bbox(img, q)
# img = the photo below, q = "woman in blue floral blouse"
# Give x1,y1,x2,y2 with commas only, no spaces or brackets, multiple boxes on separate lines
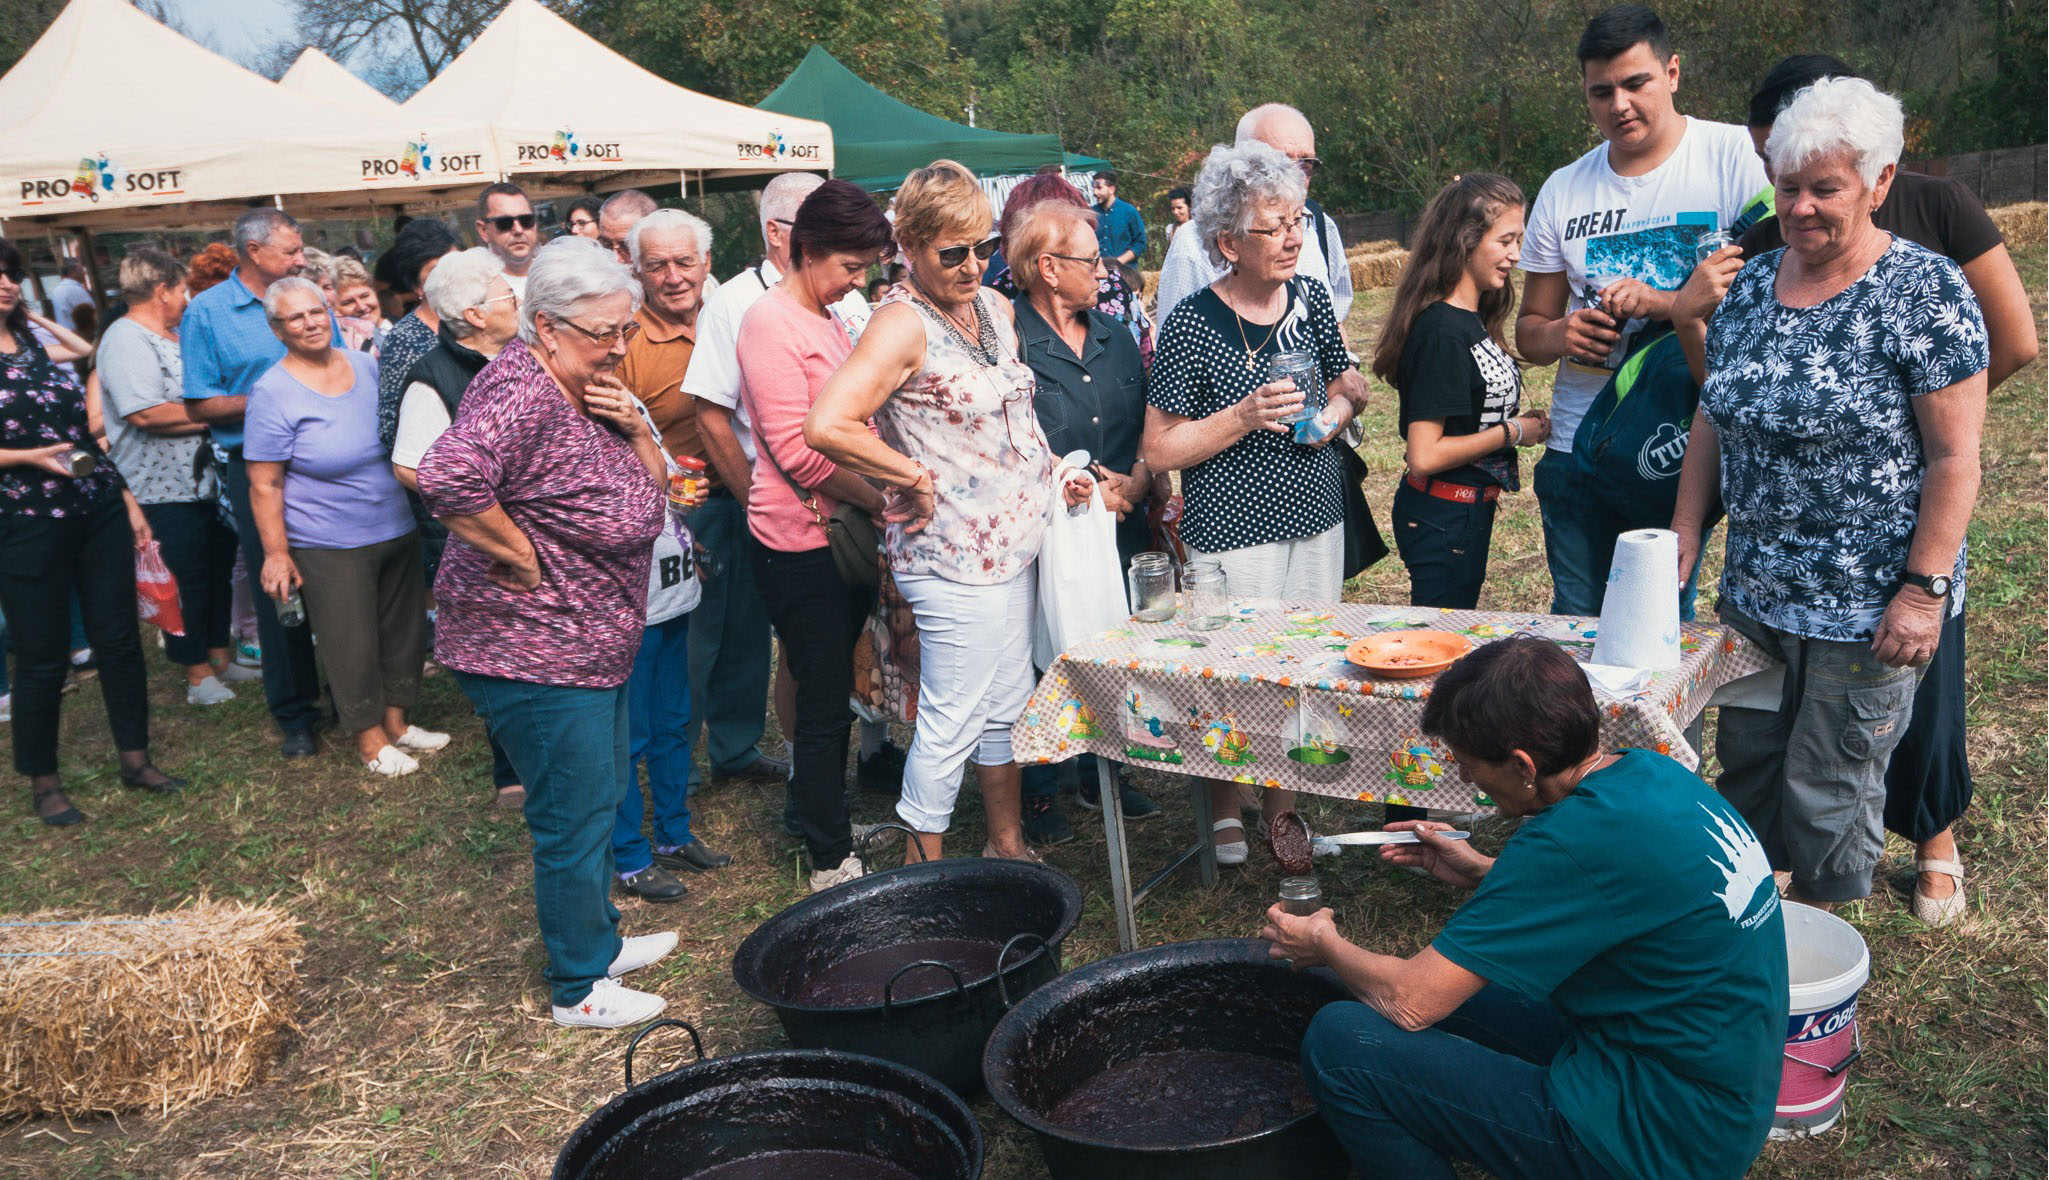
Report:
1669,78,1987,906
0,238,184,826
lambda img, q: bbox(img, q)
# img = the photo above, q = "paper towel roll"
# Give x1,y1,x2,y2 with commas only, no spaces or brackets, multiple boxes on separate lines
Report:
1592,528,1683,671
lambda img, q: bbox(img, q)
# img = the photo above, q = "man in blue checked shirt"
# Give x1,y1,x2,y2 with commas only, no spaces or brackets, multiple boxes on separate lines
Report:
1090,171,1147,266
182,207,340,759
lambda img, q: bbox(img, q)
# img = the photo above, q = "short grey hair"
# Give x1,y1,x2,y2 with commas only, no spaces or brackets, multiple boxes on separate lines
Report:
760,172,825,242
233,207,298,256
1189,140,1308,267
423,247,507,339
517,236,641,346
117,248,183,303
628,209,713,268
1766,76,1905,187
300,246,336,283
600,189,657,223
260,275,325,321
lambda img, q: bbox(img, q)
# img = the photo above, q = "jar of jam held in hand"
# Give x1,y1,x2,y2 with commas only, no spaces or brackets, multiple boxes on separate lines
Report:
669,455,708,508
1278,876,1323,917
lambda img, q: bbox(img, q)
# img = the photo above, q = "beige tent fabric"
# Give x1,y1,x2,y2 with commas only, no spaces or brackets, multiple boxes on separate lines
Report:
401,0,834,195
279,48,400,111
0,0,497,229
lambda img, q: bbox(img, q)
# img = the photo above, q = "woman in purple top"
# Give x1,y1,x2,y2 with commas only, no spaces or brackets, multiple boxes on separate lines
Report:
416,237,674,1030
246,277,442,779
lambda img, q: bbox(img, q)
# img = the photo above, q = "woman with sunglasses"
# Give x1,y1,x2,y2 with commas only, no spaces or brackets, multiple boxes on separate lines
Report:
1140,139,1368,868
0,237,183,826
245,277,442,778
416,236,677,1029
808,160,1091,865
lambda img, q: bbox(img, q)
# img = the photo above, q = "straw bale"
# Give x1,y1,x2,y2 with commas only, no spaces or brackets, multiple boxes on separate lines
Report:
1345,239,1401,258
1990,202,2045,249
0,900,303,1117
1350,248,1410,292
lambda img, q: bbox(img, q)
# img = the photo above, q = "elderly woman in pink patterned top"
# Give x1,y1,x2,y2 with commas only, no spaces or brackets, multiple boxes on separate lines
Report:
809,160,1091,866
416,237,676,1031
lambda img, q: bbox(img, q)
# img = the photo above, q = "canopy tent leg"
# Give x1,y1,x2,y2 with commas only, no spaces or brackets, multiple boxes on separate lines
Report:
74,227,108,335
29,229,57,317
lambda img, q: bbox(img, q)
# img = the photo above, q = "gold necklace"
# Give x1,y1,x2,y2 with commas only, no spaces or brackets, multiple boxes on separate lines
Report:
909,275,985,352
1224,285,1284,370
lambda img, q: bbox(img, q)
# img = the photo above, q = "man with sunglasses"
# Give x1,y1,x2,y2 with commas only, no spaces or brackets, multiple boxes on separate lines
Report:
1154,104,1354,326
1090,171,1147,267
474,182,538,299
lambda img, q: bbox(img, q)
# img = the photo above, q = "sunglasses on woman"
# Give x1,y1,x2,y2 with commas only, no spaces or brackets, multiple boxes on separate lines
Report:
486,213,537,232
935,234,1002,269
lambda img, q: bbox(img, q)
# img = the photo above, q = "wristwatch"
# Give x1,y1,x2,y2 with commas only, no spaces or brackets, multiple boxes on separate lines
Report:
1900,571,1953,598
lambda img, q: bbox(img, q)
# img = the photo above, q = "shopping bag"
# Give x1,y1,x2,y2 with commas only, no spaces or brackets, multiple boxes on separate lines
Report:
1034,463,1131,667
135,540,185,637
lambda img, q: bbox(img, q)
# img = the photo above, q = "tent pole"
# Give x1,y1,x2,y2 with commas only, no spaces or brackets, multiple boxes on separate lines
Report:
74,227,108,333
30,229,57,317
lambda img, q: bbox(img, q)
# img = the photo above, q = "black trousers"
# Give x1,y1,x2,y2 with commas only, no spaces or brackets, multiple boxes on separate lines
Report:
1882,608,1972,843
0,494,151,775
141,499,237,668
749,537,875,870
222,455,323,735
1392,479,1497,612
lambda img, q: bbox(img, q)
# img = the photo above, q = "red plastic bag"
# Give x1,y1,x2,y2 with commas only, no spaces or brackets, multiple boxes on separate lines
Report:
135,540,185,637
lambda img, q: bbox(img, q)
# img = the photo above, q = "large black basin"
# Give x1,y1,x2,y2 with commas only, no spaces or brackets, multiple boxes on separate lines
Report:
731,856,1084,1096
982,938,1349,1180
554,1021,982,1180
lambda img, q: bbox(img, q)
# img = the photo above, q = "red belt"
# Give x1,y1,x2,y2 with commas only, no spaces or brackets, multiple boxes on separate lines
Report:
1404,472,1501,504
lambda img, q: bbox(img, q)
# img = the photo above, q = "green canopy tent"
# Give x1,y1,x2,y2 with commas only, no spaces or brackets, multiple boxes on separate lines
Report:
757,45,1106,191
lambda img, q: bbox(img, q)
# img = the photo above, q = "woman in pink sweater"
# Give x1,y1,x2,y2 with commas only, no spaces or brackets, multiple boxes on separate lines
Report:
736,179,895,894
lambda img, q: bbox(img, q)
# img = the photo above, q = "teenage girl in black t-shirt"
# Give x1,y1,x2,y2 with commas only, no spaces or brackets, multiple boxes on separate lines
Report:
1370,173,1552,611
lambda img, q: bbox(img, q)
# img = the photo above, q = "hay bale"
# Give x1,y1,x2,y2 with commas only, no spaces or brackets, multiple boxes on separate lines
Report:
1990,202,2045,248
1345,239,1401,258
1350,248,1410,292
0,900,303,1117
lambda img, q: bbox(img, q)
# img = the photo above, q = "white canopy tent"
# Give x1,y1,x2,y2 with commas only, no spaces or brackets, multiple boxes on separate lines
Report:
279,48,400,111
401,0,834,201
0,0,500,231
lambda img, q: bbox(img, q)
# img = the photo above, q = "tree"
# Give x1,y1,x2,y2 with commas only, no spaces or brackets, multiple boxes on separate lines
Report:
271,0,522,95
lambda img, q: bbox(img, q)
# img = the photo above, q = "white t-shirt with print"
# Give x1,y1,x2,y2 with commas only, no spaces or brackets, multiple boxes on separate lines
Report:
681,260,868,465
1520,116,1767,452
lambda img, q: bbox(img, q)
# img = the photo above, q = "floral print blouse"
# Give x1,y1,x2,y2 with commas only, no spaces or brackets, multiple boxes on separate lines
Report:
872,288,1053,585
0,327,123,517
1703,238,1987,641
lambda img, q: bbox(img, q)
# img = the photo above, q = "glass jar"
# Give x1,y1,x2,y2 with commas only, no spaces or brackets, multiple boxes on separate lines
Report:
1278,876,1323,916
1127,553,1176,623
1181,560,1230,631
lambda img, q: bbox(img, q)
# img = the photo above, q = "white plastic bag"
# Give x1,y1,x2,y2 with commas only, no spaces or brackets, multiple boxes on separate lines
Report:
1033,460,1130,667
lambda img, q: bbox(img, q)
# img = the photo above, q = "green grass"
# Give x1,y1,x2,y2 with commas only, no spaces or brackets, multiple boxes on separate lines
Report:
1,244,2042,1179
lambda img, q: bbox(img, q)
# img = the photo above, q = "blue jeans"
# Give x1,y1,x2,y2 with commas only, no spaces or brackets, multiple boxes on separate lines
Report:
685,493,775,775
1532,449,1703,620
1302,989,1615,1180
613,616,696,875
453,671,628,1007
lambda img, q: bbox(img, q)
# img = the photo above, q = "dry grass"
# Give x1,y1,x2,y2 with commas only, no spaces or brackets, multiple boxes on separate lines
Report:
0,242,2040,1180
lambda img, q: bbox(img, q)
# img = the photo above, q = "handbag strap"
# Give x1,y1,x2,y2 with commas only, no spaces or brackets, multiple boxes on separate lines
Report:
755,428,831,533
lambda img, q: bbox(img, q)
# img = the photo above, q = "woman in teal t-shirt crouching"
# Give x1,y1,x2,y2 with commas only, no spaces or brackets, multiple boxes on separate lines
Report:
1262,638,1788,1180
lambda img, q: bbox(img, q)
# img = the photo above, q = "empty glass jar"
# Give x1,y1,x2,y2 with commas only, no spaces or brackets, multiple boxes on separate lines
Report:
1181,560,1231,631
1127,552,1176,622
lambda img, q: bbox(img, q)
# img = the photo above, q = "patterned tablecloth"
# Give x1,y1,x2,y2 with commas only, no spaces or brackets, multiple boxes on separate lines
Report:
1011,601,1773,810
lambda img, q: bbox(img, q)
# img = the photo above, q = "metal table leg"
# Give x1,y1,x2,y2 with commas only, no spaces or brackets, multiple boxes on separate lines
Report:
1190,776,1217,886
1097,758,1139,951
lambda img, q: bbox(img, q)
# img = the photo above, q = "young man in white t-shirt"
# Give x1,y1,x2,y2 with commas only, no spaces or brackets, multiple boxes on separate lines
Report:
1514,4,1768,618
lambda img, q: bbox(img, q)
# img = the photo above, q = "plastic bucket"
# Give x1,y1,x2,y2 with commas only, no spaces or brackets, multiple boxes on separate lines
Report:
1771,901,1869,1139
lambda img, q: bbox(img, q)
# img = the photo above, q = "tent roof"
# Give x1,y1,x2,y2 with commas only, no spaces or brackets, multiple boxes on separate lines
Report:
402,0,832,194
280,48,399,110
0,0,500,229
757,45,1104,191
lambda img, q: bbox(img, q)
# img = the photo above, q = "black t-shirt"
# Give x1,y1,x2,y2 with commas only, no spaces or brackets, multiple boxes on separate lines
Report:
1737,171,2003,264
1394,301,1523,489
1147,277,1352,553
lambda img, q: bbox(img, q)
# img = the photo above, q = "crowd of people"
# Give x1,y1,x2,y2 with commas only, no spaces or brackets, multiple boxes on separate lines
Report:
0,3,2032,1173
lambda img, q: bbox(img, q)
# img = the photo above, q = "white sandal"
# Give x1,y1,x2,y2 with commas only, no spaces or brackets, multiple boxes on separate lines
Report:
1213,818,1248,867
365,745,420,777
1909,858,1966,928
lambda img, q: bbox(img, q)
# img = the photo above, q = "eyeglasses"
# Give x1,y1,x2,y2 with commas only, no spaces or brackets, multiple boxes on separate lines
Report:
485,213,537,232
1292,155,1321,178
934,234,1002,269
1243,212,1309,238
268,309,328,328
551,314,639,347
0,266,23,284
770,218,796,228
637,256,702,276
566,218,595,231
478,292,517,307
1045,252,1107,272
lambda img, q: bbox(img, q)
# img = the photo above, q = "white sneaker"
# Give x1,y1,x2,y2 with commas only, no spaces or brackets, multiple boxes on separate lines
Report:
216,661,262,684
365,745,420,776
186,675,237,706
552,977,667,1028
394,725,451,752
607,931,678,978
808,854,865,893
